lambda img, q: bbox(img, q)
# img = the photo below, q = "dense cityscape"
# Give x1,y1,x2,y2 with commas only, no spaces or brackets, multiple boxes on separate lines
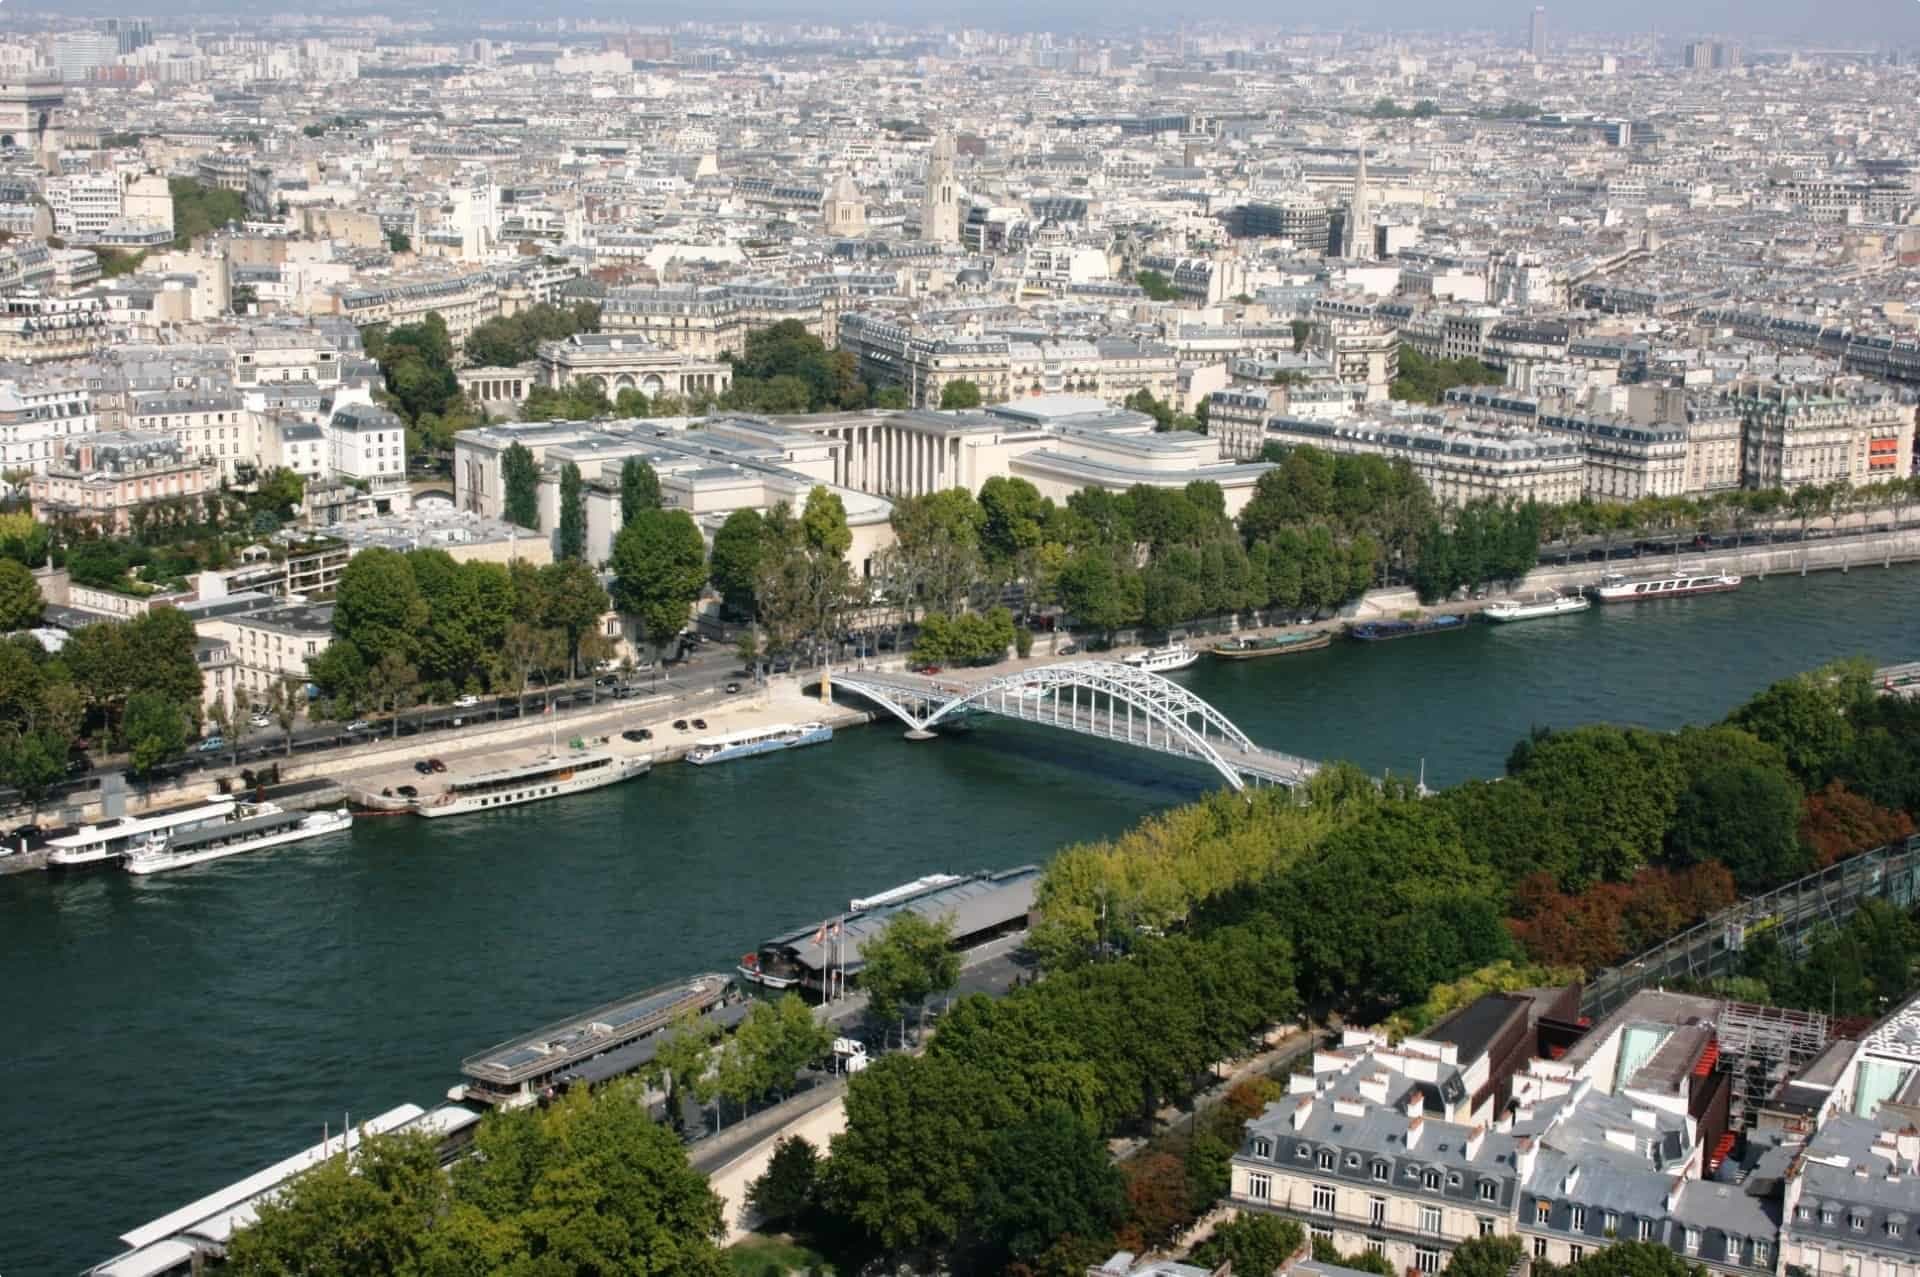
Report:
3,3,1920,1275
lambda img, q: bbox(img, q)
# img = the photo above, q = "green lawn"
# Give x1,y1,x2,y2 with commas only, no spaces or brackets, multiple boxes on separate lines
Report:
726,1234,835,1277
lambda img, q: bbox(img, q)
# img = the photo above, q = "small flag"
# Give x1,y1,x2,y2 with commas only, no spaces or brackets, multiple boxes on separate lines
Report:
811,923,828,946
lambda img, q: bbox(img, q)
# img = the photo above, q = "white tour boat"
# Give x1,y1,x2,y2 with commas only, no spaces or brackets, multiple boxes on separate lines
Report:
46,798,239,871
1121,642,1199,673
1588,571,1741,603
687,722,833,766
1482,591,1593,623
124,803,353,875
414,749,650,819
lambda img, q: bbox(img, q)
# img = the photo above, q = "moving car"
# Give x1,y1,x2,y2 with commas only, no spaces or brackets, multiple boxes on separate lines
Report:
345,720,370,733
452,694,479,709
196,736,225,754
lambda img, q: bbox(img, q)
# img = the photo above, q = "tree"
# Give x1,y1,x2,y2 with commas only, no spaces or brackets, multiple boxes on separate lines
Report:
648,1009,721,1134
225,1130,451,1277
611,509,707,661
1444,1235,1526,1277
620,456,662,525
332,547,428,666
1667,762,1807,890
859,910,961,1044
538,559,610,682
746,1135,820,1230
971,1103,1126,1268
1135,269,1178,301
1192,1213,1305,1276
0,559,43,631
271,676,301,755
366,651,420,738
1555,1241,1710,1277
709,508,768,619
939,379,983,410
556,462,586,561
123,690,187,777
1120,1152,1191,1248
824,1053,1015,1254
502,441,540,530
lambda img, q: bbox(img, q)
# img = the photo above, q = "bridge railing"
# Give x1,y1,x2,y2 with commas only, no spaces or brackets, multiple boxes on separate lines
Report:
1580,835,1920,1019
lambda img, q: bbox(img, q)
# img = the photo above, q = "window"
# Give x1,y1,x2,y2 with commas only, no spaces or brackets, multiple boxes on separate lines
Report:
1685,1229,1701,1255
1852,1217,1868,1233
1373,1162,1390,1182
1479,1217,1497,1238
1416,1247,1442,1274
1639,1220,1654,1242
1319,1150,1336,1171
1366,1239,1385,1257
1889,1223,1905,1240
1570,1247,1585,1263
1347,1154,1362,1168
1371,1197,1387,1226
1824,1210,1838,1226
1536,1202,1552,1225
1424,1170,1442,1191
1421,1206,1443,1236
1571,1207,1586,1232
1449,1173,1463,1187
1755,1242,1771,1264
1250,1138,1272,1160
1313,1185,1336,1214
1247,1173,1272,1202
1295,1144,1309,1160
1534,1238,1549,1259
1479,1180,1498,1202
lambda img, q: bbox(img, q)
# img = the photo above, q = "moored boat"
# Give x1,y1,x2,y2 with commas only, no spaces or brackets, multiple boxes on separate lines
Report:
1588,571,1741,603
414,749,649,818
687,722,832,766
124,803,353,875
1121,642,1199,672
46,799,239,871
1346,614,1468,643
1482,591,1592,623
1210,631,1331,660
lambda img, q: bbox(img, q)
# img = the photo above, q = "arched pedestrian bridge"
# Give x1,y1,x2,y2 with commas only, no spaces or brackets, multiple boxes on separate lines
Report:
827,661,1320,791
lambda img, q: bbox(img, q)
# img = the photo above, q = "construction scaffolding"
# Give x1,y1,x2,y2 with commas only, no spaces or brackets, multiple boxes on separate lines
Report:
1716,1000,1832,1125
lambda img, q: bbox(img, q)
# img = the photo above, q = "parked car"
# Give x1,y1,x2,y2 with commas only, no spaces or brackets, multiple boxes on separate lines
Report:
427,758,447,773
452,694,479,709
396,784,419,798
196,736,226,754
65,752,91,777
249,713,272,729
690,718,707,730
345,720,371,733
414,760,435,775
622,728,653,743
673,719,689,731
595,675,621,689
724,681,742,694
914,664,943,675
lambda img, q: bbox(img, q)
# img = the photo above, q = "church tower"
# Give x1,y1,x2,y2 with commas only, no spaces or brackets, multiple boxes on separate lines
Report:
921,132,960,246
1344,145,1373,260
822,173,866,236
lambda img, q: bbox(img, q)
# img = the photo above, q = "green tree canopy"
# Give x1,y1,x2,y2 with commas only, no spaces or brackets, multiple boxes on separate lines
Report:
620,457,662,525
939,379,983,409
708,508,768,620
611,509,708,656
557,461,586,561
0,558,45,631
970,1103,1126,1268
502,441,540,530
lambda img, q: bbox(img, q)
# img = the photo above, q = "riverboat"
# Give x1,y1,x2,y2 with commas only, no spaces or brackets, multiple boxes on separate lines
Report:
1210,631,1331,660
1588,571,1741,603
1121,641,1199,672
454,973,741,1109
686,721,832,766
1482,591,1592,623
414,749,649,819
123,804,353,876
1346,614,1468,643
743,865,1041,998
46,798,239,871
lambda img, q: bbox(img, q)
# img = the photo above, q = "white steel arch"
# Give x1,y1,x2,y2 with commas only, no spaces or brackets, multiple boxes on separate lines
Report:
832,660,1297,791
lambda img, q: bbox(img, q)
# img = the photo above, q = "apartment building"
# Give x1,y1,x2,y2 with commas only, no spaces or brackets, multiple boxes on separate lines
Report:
599,281,831,358
326,401,406,483
1209,388,1283,462
29,431,217,533
0,291,110,363
127,389,259,482
1263,416,1585,508
1725,379,1914,493
0,381,97,475
200,602,334,698
837,314,1179,409
1534,411,1689,502
334,272,499,350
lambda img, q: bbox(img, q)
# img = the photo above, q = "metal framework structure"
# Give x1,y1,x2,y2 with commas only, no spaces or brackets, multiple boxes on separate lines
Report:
1581,835,1920,1019
1716,1000,1832,1125
830,661,1319,790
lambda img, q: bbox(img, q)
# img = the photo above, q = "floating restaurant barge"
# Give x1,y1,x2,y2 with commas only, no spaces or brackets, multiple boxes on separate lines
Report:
453,973,743,1110
740,865,1041,999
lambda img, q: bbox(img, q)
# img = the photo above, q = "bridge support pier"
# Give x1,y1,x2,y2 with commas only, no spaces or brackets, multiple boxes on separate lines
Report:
904,729,937,741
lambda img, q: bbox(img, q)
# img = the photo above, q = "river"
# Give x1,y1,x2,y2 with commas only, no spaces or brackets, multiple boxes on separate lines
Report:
6,562,1919,1273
